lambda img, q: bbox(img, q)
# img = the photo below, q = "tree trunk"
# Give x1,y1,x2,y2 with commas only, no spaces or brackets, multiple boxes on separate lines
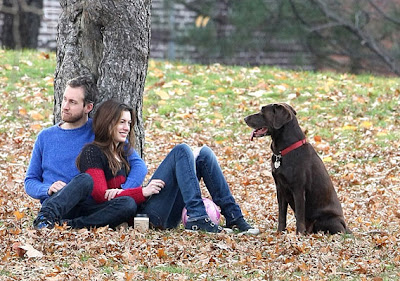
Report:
1,0,43,49
54,0,152,157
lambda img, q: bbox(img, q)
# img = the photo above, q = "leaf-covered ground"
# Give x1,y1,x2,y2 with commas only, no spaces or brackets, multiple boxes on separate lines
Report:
1,50,400,280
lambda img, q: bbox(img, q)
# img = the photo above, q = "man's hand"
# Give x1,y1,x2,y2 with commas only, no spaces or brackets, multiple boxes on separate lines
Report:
105,189,123,201
48,181,67,195
143,179,165,197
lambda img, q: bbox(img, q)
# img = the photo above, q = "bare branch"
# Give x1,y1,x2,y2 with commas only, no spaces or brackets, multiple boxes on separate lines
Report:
0,0,43,16
0,0,43,49
367,0,400,25
312,0,399,75
287,0,350,60
0,1,19,14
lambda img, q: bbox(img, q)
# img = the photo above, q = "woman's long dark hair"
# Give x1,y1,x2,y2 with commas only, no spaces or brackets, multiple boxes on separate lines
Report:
77,100,136,175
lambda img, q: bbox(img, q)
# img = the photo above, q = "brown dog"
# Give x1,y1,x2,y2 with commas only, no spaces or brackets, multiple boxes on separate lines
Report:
244,103,350,234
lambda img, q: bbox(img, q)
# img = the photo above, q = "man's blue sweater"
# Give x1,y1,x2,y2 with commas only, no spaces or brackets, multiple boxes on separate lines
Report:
24,119,148,203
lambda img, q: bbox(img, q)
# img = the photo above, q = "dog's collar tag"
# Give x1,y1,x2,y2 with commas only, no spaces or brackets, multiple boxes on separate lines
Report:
274,154,281,169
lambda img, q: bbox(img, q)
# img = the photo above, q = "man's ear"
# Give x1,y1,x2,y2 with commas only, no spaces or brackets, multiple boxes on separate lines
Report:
273,104,294,129
85,103,94,114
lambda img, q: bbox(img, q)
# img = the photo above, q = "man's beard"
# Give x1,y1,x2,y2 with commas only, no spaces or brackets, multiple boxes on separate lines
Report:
62,111,84,124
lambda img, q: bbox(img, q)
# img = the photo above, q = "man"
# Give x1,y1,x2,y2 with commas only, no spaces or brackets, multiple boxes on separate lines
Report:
25,76,147,229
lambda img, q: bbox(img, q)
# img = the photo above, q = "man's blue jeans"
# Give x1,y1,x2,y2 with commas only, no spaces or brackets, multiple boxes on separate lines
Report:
38,173,137,228
140,144,243,229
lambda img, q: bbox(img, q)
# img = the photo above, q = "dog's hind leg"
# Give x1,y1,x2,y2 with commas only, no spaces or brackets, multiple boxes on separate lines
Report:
313,217,348,234
306,220,316,234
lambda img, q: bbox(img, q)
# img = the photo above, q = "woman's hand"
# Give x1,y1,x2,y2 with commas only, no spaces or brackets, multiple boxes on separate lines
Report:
105,189,123,201
142,179,165,197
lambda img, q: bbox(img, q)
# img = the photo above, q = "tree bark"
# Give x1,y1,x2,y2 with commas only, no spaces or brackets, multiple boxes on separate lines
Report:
54,0,152,157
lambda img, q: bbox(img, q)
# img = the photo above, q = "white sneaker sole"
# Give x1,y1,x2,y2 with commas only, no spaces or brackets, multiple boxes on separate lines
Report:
238,228,260,235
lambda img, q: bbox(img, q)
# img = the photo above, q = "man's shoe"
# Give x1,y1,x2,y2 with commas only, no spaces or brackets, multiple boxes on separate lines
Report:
226,217,260,235
185,217,223,233
33,215,54,230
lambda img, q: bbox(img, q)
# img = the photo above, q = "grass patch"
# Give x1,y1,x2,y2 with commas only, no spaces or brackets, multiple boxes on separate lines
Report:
144,59,399,151
1,49,400,281
0,269,11,276
0,49,55,135
140,264,195,278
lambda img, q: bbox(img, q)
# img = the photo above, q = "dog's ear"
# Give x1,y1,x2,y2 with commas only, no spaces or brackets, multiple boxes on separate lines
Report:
284,103,297,116
273,103,295,129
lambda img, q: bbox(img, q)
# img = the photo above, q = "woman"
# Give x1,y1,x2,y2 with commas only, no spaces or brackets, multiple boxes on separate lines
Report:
78,100,259,234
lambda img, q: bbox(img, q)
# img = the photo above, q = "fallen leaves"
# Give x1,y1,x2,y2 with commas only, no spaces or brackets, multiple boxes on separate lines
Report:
13,210,24,221
195,15,210,28
12,242,44,258
1,55,400,280
29,110,45,121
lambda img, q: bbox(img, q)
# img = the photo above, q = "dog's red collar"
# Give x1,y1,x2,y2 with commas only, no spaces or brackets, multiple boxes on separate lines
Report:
281,138,307,156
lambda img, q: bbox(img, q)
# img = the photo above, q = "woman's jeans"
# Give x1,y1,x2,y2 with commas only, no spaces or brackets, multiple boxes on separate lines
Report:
140,144,243,229
38,173,137,228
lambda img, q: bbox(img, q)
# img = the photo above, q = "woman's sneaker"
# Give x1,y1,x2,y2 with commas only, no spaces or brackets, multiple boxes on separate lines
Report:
185,217,223,233
226,217,260,235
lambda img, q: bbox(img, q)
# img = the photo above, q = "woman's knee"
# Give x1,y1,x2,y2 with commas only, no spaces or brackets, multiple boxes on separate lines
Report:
174,143,191,153
173,143,193,157
199,145,216,161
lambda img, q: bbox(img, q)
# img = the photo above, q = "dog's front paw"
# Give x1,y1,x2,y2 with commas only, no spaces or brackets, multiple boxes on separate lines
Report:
296,226,307,235
295,220,307,234
277,224,286,232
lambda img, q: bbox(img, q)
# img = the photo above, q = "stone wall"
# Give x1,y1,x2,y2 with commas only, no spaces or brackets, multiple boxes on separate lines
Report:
37,0,60,50
5,0,314,70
